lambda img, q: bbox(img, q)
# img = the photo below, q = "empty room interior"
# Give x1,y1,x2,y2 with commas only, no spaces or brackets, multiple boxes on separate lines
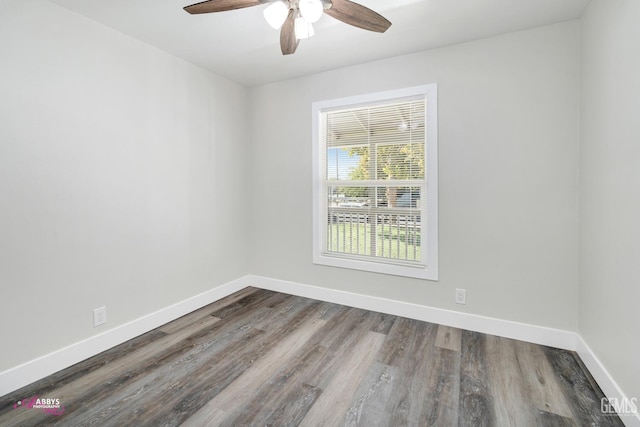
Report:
1,0,638,425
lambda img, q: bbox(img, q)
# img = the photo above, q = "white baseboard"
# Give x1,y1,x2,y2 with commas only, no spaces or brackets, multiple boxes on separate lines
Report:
247,275,577,350
0,277,247,398
576,337,640,427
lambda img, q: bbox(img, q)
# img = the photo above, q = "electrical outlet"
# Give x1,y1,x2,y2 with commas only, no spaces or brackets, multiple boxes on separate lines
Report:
93,306,107,327
455,288,466,305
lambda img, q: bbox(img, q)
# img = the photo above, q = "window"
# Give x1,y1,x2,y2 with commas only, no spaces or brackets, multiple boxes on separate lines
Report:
312,85,438,280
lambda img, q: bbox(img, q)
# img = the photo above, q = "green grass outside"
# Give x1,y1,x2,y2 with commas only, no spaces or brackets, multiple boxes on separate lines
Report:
327,222,421,261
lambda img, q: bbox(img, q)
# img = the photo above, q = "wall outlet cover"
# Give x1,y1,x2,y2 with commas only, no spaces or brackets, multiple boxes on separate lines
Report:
93,306,107,327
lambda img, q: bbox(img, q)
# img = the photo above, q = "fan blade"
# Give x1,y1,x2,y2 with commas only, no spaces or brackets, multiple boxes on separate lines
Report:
184,0,262,14
280,9,299,55
324,0,391,33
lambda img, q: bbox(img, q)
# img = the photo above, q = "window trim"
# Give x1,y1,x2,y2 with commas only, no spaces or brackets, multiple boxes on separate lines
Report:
312,84,438,280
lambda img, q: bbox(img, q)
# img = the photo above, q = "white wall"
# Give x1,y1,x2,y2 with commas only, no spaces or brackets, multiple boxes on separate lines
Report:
0,0,248,372
580,0,640,406
248,22,580,331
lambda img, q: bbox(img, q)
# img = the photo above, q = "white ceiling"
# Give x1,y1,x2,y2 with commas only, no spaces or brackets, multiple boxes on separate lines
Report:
50,0,591,87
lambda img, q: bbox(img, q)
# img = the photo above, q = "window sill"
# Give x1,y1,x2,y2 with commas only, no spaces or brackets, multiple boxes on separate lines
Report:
313,252,438,281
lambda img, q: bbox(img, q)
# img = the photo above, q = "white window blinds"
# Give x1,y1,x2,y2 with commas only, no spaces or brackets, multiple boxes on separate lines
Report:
313,85,438,280
322,97,426,265
313,85,437,280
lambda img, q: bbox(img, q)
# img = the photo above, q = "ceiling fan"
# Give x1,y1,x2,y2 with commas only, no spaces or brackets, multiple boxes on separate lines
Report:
183,0,392,55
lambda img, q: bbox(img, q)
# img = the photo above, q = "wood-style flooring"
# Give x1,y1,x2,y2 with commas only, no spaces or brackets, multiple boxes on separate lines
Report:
0,288,624,426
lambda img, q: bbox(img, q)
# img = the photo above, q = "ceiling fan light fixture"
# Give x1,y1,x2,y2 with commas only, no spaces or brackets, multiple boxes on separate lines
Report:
294,16,314,39
299,0,324,23
263,1,289,30
183,0,391,56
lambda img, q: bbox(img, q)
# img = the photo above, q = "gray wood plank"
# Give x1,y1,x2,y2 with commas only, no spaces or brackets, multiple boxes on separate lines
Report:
343,361,399,427
256,382,323,427
459,330,496,427
377,316,415,366
484,335,539,426
535,409,578,427
130,297,323,426
369,311,397,335
514,339,574,418
182,313,327,425
210,307,383,426
435,324,462,352
158,286,258,334
418,347,461,426
542,346,625,427
378,319,458,427
299,308,378,390
210,342,329,426
299,330,386,426
208,288,280,319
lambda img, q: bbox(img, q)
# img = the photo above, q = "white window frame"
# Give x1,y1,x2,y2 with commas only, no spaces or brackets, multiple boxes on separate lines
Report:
312,84,438,280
